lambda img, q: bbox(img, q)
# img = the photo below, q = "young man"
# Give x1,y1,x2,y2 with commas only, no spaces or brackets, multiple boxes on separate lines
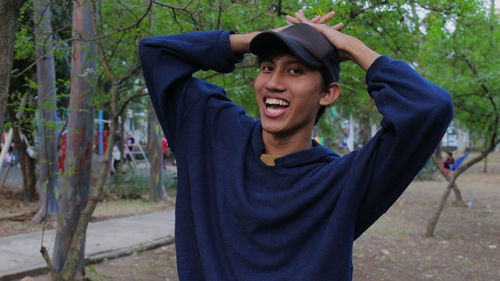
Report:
139,10,453,281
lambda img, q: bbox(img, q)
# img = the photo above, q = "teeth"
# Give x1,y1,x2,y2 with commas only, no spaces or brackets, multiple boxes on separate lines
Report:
265,98,289,106
268,107,285,114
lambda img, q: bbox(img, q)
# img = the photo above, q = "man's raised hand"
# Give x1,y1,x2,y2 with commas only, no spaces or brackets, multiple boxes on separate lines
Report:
285,9,343,31
286,9,380,71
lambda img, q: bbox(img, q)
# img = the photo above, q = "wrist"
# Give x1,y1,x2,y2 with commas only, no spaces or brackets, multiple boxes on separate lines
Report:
230,32,260,55
347,39,381,72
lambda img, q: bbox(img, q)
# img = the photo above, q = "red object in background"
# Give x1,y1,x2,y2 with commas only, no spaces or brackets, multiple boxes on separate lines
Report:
162,137,168,153
95,131,109,154
58,130,110,173
58,132,67,173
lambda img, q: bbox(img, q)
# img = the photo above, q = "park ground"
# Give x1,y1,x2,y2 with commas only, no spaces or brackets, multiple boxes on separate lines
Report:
1,152,499,281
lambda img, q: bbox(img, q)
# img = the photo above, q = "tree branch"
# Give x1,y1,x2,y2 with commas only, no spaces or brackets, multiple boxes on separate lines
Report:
452,130,498,179
344,1,391,26
89,0,118,82
200,64,256,80
153,0,193,10
215,0,222,29
431,151,465,204
410,0,455,16
118,64,142,85
12,36,72,78
368,25,403,56
118,85,147,117
89,0,143,95
153,0,199,30
40,246,57,280
88,0,153,41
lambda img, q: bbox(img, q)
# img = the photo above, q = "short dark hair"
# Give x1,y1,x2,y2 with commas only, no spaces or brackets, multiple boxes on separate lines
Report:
256,52,331,125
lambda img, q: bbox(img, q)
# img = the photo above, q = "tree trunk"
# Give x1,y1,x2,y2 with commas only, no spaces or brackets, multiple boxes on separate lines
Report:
431,151,467,207
427,132,499,236
6,94,37,202
12,126,37,202
426,177,456,237
148,100,165,201
52,0,97,279
114,111,126,184
0,0,26,136
451,183,467,207
39,0,150,277
483,155,487,173
32,0,60,224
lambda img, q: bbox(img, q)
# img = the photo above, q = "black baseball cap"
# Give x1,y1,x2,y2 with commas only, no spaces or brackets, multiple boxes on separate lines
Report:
249,23,340,83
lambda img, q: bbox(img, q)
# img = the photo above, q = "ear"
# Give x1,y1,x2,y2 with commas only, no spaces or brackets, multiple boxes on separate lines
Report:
319,82,340,106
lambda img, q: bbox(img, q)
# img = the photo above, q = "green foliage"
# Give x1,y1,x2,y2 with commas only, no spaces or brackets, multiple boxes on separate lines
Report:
418,0,499,148
301,0,499,148
415,159,438,181
11,0,499,157
164,171,178,191
85,266,111,280
108,169,149,199
13,25,35,63
13,1,35,62
11,0,72,141
296,1,423,141
148,0,303,119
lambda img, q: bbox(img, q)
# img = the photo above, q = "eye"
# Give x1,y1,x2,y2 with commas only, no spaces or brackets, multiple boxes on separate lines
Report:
261,65,273,72
288,68,303,75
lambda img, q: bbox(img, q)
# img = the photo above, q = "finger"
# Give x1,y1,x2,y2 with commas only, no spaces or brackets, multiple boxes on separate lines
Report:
285,15,300,24
310,15,322,23
294,9,309,22
318,11,336,24
331,22,344,31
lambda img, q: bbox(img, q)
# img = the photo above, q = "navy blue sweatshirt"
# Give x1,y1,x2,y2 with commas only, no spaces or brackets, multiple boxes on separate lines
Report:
139,30,454,281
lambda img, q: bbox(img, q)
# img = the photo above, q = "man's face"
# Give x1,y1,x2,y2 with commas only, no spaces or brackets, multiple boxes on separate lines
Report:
254,54,325,137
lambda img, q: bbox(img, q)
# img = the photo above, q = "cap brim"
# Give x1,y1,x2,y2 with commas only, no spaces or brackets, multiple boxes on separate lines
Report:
249,31,322,68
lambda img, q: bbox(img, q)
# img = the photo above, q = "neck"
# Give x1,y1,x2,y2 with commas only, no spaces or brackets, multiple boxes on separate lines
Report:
262,130,313,156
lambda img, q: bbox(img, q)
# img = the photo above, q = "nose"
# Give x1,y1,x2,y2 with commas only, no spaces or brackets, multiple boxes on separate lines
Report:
265,71,286,92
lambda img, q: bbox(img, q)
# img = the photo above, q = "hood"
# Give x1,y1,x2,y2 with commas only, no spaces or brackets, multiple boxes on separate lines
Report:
251,122,339,168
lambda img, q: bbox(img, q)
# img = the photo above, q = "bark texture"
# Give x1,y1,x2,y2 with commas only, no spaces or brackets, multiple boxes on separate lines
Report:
12,124,37,201
148,101,165,201
33,0,60,224
0,0,26,135
40,1,151,279
6,95,37,202
52,0,97,279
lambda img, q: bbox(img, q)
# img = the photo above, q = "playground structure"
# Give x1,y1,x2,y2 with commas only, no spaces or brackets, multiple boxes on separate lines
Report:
0,105,152,184
57,109,150,174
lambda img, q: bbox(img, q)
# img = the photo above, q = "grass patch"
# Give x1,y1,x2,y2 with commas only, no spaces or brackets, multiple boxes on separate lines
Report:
93,199,172,218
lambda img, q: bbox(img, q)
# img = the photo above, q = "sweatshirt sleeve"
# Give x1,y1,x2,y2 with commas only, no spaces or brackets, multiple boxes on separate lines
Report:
352,56,454,238
138,30,242,151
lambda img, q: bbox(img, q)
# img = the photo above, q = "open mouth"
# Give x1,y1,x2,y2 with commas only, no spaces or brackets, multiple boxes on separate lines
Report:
265,97,290,115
